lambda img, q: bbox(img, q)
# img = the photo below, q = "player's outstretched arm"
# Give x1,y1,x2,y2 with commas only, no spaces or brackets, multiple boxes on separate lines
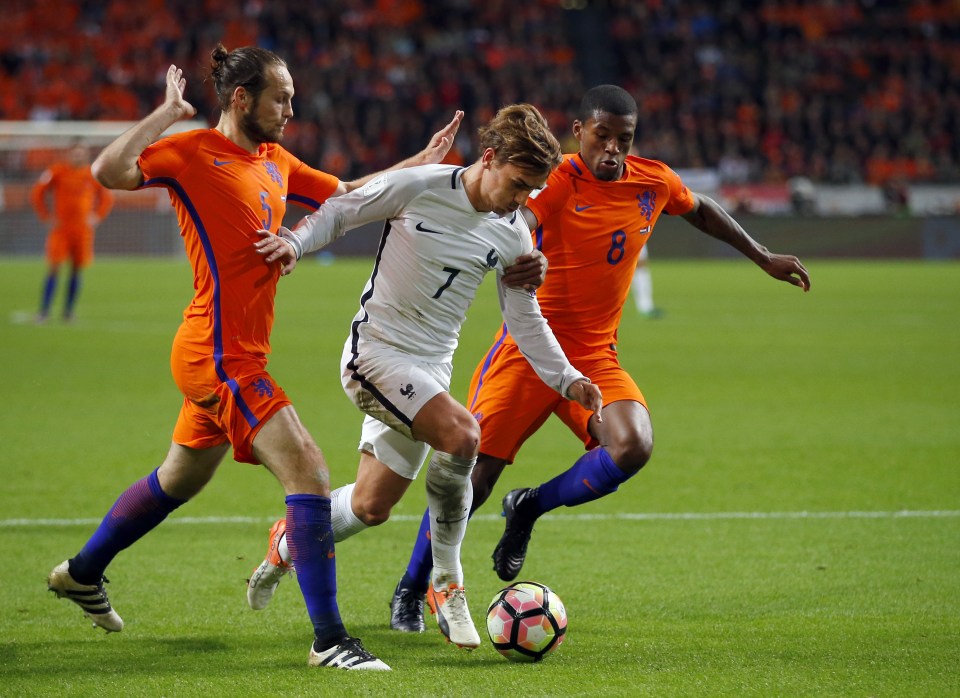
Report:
336,111,464,194
681,193,811,292
568,379,603,423
92,65,197,190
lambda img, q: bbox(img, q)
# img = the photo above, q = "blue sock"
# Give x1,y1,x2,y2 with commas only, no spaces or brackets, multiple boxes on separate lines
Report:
70,468,185,584
285,494,347,650
64,270,82,317
401,509,434,593
532,447,631,515
39,271,57,316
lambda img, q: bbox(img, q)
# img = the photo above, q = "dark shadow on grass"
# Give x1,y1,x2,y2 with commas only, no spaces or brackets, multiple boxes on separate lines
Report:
0,636,266,679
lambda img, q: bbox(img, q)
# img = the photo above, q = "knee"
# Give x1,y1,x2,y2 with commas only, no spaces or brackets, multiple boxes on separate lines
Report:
433,416,481,458
605,432,653,475
356,508,390,527
351,491,392,527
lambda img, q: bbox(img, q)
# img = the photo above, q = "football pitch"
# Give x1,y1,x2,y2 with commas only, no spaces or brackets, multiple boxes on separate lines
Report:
1,256,957,697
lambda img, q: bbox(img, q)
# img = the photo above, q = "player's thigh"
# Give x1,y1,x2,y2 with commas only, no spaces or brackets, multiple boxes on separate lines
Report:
73,231,94,268
469,341,562,463
556,352,648,449
593,399,653,451
342,342,450,440
253,404,328,495
355,413,431,480
410,391,479,456
45,230,69,266
172,344,295,467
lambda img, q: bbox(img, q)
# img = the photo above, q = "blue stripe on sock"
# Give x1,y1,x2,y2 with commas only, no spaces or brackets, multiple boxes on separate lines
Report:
285,494,346,647
70,468,184,584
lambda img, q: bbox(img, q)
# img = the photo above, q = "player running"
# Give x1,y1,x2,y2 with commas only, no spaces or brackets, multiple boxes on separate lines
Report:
46,44,464,671
377,84,811,631
250,104,603,649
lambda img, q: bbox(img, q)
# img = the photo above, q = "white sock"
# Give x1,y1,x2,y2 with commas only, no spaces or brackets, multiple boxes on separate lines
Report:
277,483,366,566
633,266,654,313
425,451,476,589
331,482,368,543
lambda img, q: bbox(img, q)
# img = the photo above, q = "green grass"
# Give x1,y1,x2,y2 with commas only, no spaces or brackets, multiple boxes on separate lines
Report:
1,257,958,697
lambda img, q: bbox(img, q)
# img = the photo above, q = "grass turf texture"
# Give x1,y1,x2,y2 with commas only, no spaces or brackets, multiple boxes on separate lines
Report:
1,257,957,697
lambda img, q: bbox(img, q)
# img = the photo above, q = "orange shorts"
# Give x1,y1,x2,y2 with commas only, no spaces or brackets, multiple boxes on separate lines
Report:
467,339,647,463
46,226,94,268
170,341,291,464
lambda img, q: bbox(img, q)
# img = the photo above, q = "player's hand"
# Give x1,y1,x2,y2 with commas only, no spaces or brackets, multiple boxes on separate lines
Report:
761,253,811,292
164,64,197,121
254,228,299,276
502,249,548,292
415,111,464,165
569,379,603,423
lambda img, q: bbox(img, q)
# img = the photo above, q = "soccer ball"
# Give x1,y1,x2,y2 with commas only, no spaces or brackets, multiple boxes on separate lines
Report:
486,581,567,662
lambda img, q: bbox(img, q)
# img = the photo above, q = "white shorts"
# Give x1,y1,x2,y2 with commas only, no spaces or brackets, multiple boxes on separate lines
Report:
341,340,452,479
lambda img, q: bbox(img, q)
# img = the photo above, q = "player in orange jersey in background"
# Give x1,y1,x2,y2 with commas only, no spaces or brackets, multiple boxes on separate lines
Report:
383,84,811,632
30,142,113,323
45,43,466,671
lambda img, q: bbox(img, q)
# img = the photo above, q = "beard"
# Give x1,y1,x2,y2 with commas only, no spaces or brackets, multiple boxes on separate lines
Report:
239,103,282,144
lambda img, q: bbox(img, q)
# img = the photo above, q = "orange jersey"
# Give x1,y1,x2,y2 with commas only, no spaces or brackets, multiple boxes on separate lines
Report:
31,163,113,230
138,129,339,361
522,153,695,350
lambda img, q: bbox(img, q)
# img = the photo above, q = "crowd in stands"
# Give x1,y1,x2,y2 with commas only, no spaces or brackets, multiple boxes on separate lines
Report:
2,0,958,185
606,0,960,185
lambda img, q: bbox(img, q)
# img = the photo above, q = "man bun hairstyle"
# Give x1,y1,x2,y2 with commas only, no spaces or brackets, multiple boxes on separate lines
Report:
209,44,287,111
478,104,562,178
578,85,638,122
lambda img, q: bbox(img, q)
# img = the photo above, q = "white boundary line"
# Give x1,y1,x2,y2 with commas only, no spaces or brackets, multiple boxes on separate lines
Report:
2,510,958,527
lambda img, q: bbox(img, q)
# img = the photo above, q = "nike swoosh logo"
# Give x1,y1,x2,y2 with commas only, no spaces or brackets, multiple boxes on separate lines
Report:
582,478,601,495
213,158,235,167
416,222,444,234
436,514,467,525
575,204,594,212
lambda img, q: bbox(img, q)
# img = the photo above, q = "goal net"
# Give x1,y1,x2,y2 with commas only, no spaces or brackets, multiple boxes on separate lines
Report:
0,120,206,258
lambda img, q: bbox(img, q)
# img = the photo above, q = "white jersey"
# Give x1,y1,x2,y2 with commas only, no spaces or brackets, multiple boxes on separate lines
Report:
289,164,586,398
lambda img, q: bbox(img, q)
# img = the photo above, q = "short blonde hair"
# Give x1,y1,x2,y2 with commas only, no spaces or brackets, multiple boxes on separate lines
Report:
478,104,562,178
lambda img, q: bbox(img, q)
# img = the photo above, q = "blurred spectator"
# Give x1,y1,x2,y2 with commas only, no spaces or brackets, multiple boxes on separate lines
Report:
788,175,817,216
882,178,911,217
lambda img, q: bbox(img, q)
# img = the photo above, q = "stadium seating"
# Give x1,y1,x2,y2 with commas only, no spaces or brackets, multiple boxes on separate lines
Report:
1,0,957,185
